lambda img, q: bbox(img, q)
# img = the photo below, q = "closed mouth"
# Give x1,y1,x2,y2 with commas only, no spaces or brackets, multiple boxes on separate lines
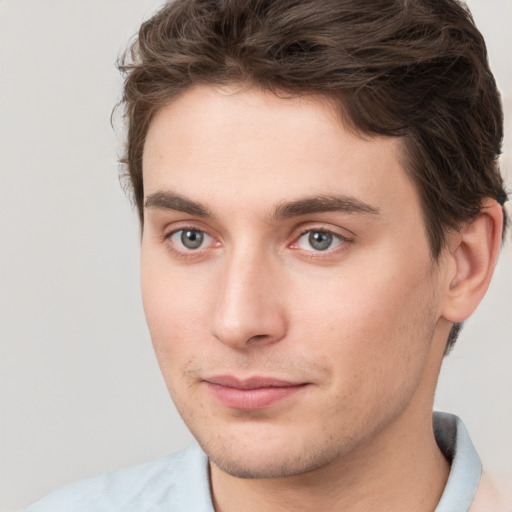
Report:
203,375,309,410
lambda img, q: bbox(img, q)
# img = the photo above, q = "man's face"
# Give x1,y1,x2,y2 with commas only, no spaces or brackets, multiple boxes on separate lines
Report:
141,86,449,478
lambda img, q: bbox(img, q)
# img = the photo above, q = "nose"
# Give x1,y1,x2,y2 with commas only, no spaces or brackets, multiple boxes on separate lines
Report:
211,249,287,350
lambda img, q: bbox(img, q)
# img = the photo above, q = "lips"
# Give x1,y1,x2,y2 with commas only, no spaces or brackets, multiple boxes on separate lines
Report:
204,375,308,410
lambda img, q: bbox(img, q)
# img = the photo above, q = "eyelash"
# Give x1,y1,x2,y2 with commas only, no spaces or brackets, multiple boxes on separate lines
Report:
163,225,217,260
292,228,352,255
162,225,353,260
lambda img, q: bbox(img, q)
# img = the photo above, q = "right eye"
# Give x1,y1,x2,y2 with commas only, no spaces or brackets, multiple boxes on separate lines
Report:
168,228,213,251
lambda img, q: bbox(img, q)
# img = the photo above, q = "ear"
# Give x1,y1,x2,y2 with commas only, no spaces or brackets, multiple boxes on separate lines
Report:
441,200,503,323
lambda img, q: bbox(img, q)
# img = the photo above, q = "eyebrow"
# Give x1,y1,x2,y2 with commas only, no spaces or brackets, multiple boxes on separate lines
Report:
273,195,380,219
144,191,380,219
144,191,212,217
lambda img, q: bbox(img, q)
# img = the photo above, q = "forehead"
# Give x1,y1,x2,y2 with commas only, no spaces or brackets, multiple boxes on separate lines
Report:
142,85,418,221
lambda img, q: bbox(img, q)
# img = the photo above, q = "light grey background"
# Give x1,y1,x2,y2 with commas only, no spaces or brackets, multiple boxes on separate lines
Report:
0,1,510,511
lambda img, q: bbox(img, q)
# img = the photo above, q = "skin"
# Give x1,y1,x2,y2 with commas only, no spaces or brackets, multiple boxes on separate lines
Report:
140,85,502,512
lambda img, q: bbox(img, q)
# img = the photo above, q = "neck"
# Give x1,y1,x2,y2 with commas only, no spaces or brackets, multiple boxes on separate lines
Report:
210,406,450,512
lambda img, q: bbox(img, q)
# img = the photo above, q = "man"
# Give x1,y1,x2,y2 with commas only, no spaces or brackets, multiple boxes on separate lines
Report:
24,0,510,510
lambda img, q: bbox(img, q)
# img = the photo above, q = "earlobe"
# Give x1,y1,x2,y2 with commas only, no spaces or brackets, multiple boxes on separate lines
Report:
441,200,503,323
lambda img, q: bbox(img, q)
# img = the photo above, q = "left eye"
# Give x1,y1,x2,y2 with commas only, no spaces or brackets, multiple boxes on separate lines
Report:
169,229,212,250
297,230,344,252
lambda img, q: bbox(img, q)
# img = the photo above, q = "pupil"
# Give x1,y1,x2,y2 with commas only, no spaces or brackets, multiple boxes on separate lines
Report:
309,231,332,251
181,230,203,249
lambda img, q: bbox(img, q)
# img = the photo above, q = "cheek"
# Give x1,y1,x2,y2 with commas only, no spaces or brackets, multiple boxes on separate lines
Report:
291,257,437,396
140,251,210,366
141,266,212,416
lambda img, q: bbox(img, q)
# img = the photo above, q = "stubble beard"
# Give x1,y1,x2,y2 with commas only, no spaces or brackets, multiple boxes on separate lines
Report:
205,433,350,480
168,289,442,481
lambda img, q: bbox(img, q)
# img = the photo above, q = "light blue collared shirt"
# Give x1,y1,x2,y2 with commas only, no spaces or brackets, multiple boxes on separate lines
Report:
23,412,482,512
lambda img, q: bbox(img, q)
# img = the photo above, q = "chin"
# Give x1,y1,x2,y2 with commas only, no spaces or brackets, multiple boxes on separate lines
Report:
209,455,332,480
198,430,345,479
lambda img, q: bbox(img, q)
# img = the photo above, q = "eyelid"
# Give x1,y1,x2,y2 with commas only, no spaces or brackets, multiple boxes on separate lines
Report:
162,224,221,259
162,221,216,241
293,223,353,242
170,228,213,249
289,225,354,254
160,221,353,259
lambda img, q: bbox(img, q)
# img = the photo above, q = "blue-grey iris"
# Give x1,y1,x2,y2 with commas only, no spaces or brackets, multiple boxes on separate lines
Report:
181,230,204,249
309,231,332,251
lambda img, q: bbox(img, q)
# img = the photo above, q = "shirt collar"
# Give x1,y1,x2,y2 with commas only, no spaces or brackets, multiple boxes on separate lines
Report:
434,412,482,511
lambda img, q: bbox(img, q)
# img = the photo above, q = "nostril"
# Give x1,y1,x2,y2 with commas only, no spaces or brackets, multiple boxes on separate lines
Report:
248,334,270,342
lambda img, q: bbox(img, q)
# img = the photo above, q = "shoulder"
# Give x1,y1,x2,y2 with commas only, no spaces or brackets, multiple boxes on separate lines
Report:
23,444,214,512
470,473,512,512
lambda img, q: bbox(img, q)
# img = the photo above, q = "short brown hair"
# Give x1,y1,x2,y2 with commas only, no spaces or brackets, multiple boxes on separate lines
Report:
118,0,508,351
